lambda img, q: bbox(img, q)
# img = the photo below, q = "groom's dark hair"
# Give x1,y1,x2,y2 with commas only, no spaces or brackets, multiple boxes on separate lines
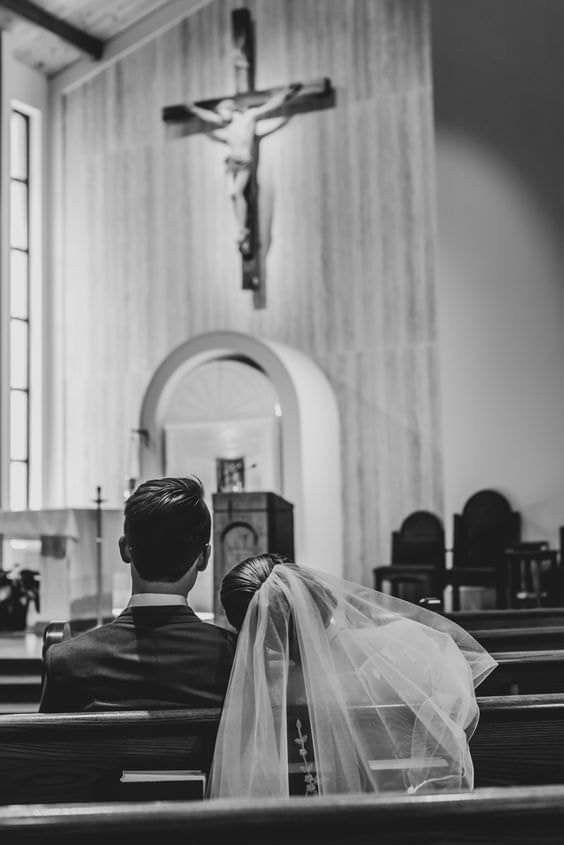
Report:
124,476,210,582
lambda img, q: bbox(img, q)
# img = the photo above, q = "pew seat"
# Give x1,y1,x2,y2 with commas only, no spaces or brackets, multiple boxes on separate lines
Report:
3,786,564,845
2,694,564,804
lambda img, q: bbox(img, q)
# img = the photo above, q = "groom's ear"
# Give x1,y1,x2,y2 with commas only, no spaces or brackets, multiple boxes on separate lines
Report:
119,536,132,564
197,544,211,572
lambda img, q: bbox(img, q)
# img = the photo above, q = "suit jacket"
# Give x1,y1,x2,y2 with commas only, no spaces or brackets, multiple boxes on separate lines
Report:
39,604,236,713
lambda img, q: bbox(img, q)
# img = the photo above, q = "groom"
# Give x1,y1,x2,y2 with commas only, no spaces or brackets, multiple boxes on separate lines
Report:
40,476,235,712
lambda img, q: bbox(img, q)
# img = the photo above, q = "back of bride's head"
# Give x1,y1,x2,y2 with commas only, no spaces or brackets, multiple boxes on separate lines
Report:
220,553,293,630
220,553,337,671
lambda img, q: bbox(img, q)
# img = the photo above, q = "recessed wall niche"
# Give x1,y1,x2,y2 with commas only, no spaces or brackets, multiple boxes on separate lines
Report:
161,356,282,613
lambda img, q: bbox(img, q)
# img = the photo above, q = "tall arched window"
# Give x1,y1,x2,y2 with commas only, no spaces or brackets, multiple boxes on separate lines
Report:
9,108,31,510
8,99,43,511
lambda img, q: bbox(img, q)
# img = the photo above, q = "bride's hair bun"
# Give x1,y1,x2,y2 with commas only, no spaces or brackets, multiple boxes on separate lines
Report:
220,553,295,630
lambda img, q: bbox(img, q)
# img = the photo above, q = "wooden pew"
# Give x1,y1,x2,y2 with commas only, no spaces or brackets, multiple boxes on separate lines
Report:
1,694,564,804
36,626,564,698
356,692,564,787
42,612,564,660
422,603,564,652
0,708,219,805
474,693,564,785
473,627,564,652
449,607,564,630
480,649,564,695
3,786,564,845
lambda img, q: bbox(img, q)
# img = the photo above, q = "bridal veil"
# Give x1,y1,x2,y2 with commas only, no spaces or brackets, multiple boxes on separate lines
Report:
208,564,496,798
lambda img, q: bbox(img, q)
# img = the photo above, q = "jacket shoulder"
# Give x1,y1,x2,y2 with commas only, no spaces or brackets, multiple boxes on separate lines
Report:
46,619,121,664
199,619,237,646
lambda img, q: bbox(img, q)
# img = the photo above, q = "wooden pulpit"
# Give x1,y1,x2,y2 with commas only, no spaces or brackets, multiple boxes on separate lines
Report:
212,492,294,618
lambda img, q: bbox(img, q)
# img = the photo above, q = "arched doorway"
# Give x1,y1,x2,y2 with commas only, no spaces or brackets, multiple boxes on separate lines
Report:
162,357,282,494
139,331,343,610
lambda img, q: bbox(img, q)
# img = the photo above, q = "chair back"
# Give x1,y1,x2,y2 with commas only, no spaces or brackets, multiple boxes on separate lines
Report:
391,510,445,569
502,547,560,609
453,490,521,568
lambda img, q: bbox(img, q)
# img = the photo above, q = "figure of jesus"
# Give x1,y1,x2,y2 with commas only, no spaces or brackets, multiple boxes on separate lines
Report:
187,84,301,256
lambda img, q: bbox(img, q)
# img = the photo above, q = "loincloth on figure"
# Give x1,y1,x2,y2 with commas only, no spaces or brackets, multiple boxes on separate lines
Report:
225,154,252,176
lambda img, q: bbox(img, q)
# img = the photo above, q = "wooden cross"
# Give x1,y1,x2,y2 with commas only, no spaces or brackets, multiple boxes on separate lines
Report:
162,8,335,304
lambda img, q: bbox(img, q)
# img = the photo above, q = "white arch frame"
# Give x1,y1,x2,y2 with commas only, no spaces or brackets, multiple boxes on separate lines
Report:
139,331,343,576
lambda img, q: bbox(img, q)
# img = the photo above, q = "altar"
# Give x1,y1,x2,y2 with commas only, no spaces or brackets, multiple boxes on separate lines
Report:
0,508,123,630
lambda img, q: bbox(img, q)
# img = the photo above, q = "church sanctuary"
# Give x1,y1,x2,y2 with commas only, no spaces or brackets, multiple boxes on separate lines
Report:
0,0,563,839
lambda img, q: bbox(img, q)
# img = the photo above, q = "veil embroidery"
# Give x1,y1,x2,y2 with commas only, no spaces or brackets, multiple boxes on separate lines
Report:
294,718,319,796
208,566,497,798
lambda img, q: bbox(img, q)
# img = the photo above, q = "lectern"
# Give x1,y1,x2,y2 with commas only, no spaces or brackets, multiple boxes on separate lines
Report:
212,492,294,617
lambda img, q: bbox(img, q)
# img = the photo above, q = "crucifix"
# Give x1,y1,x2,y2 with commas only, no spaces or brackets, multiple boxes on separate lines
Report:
162,8,335,303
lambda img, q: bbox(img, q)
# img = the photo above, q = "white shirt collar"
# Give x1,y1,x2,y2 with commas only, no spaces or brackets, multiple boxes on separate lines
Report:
127,593,187,608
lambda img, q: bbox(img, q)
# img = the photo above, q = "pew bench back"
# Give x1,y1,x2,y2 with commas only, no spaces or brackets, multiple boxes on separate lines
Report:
3,786,564,845
475,693,564,785
0,708,218,804
481,649,564,695
449,608,564,630
2,694,564,803
476,627,564,653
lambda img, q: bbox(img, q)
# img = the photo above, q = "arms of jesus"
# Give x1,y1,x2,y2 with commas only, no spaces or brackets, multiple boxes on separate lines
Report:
188,83,301,125
187,102,224,126
250,83,302,120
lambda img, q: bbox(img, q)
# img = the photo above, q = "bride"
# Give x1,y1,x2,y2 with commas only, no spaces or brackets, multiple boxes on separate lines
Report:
208,554,497,798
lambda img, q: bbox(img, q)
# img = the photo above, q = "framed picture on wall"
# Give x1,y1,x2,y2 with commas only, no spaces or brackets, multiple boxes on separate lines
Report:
216,457,245,493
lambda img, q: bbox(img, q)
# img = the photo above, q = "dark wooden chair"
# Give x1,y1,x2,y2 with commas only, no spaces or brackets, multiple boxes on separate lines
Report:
391,510,446,567
374,511,446,604
448,490,521,610
501,544,559,609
